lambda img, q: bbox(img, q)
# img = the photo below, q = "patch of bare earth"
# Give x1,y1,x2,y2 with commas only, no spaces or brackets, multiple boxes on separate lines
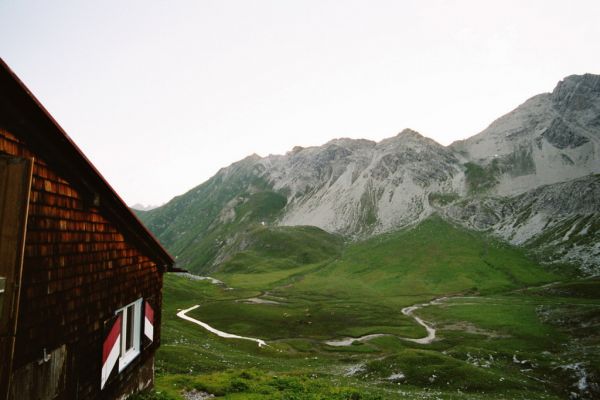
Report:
182,389,215,400
441,321,510,338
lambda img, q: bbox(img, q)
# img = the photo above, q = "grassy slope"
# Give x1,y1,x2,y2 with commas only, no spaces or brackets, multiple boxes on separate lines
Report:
130,216,600,400
220,225,344,275
138,156,286,273
193,216,559,342
288,215,558,301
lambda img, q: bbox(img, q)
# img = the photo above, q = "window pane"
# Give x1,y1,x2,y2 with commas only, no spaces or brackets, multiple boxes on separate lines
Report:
126,305,134,351
119,310,125,355
116,299,142,372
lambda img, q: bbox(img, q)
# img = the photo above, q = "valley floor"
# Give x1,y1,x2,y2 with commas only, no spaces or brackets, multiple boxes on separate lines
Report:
133,273,599,400
133,219,600,400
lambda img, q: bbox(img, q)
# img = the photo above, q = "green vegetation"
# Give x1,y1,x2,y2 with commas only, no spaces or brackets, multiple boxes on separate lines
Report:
428,192,460,206
137,370,396,400
141,216,599,399
220,225,343,275
503,145,535,177
463,146,536,194
464,162,499,194
359,187,380,231
138,156,286,272
290,216,557,299
526,213,600,251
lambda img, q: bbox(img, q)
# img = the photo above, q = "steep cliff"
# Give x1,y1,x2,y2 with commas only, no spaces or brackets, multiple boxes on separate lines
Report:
141,74,600,274
451,74,600,195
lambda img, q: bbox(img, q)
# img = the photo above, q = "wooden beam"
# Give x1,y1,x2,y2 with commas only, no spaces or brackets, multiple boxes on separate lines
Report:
0,155,33,400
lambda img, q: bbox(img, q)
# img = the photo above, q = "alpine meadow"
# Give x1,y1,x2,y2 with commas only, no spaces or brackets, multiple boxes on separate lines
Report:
134,74,600,399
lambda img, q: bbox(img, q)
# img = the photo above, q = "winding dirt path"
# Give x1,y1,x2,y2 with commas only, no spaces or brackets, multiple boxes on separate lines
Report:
177,305,267,347
176,274,447,348
325,297,445,346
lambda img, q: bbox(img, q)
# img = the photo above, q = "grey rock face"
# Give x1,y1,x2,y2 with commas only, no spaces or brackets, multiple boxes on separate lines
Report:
257,129,463,236
143,73,600,275
215,75,599,272
451,74,600,197
552,74,600,114
541,117,589,149
445,175,600,275
260,74,599,273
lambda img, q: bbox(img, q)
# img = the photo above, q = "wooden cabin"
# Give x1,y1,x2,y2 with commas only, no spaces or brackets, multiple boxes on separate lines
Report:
0,59,174,399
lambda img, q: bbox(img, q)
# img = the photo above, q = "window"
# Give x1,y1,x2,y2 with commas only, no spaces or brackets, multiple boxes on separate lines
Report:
116,298,142,371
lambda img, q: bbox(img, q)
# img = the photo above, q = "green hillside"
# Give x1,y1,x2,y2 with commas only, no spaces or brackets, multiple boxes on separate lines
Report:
131,215,600,400
139,155,288,272
213,216,559,297
194,216,561,344
292,216,558,298
131,72,600,399
220,225,343,273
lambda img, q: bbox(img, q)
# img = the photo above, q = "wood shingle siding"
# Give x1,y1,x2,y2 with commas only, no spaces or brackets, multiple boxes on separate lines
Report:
0,59,174,399
0,128,164,398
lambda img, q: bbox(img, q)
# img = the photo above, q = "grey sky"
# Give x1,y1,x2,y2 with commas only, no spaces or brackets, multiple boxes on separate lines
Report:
1,0,599,206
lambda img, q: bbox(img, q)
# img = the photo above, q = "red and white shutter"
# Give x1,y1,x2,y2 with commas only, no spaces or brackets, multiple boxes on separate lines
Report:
144,301,154,342
101,315,122,389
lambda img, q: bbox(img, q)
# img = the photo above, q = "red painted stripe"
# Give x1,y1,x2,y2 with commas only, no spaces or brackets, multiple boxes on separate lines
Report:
102,315,122,364
145,302,154,325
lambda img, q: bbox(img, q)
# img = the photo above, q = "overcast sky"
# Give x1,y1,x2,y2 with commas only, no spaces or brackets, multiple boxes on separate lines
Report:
1,1,599,206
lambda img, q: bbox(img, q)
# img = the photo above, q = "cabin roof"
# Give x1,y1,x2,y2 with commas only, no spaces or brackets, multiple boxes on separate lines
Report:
0,58,174,269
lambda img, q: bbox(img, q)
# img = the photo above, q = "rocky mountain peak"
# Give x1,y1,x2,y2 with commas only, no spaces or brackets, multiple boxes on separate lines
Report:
287,146,305,155
322,137,377,151
378,128,436,148
383,128,425,142
553,73,600,98
140,72,600,275
246,153,263,161
397,128,422,137
551,73,600,112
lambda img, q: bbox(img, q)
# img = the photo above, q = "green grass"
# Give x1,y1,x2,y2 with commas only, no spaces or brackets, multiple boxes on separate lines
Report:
428,192,460,206
234,191,287,222
290,216,558,301
187,297,422,341
139,158,288,273
148,217,598,399
464,162,499,194
463,147,535,194
220,225,343,275
148,370,397,400
416,287,600,397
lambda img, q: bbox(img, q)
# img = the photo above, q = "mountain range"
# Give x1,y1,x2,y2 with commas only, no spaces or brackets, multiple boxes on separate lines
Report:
139,73,600,275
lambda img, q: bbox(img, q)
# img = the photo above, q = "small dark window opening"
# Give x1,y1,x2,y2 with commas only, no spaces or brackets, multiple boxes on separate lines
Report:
125,305,134,351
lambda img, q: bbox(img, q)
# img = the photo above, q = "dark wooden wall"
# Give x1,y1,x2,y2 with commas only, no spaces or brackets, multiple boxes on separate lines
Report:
0,128,163,399
0,155,32,400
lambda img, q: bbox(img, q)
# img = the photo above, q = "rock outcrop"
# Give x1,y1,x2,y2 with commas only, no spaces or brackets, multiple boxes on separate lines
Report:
261,129,463,236
451,74,600,196
141,74,600,275
444,175,600,274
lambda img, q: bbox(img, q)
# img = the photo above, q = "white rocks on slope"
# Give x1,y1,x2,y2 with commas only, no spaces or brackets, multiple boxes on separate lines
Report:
146,74,600,274
260,129,464,236
258,74,599,238
444,175,600,275
451,74,600,196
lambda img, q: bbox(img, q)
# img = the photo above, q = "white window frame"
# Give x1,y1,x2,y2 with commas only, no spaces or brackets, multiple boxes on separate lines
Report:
115,298,142,372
